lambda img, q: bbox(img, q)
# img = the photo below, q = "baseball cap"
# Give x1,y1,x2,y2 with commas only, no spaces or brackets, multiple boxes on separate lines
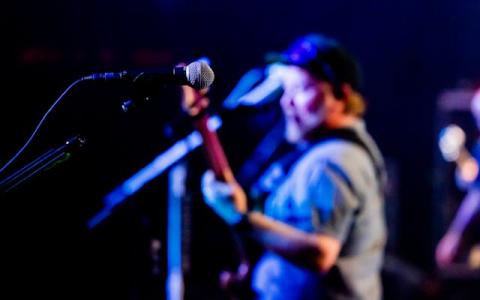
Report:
265,33,362,98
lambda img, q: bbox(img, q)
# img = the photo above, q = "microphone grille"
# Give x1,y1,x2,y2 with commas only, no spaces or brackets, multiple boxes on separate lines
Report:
186,61,215,90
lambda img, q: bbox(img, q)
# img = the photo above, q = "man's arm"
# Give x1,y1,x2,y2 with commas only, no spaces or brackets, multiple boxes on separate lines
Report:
240,211,341,273
202,167,348,273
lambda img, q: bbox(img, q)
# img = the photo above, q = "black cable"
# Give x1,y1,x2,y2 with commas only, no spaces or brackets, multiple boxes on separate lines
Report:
0,78,86,174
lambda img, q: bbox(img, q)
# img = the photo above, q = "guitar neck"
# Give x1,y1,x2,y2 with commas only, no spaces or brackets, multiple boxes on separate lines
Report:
193,113,236,184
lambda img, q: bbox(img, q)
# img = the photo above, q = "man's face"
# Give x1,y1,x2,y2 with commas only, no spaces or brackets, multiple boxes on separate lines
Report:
279,65,338,143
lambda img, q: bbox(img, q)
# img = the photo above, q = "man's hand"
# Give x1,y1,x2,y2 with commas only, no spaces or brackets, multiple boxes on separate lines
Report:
201,170,247,225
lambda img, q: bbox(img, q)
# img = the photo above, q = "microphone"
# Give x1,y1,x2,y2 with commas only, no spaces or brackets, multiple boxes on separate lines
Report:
82,60,215,90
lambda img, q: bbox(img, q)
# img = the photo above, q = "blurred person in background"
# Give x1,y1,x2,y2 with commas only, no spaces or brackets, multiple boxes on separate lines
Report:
436,87,480,269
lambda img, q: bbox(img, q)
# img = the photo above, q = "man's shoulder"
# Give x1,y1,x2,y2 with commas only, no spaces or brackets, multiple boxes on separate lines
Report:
304,138,371,168
296,139,380,194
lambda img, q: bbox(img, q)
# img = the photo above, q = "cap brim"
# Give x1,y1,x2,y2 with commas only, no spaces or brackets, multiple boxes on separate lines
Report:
264,51,292,65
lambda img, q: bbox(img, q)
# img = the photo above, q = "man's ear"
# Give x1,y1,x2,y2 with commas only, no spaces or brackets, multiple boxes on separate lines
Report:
340,83,366,116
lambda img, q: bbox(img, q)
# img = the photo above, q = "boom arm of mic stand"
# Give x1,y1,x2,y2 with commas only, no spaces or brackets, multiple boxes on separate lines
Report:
88,115,222,229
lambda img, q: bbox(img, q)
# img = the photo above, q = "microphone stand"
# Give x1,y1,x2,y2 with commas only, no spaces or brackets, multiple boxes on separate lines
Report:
87,116,222,229
0,135,86,193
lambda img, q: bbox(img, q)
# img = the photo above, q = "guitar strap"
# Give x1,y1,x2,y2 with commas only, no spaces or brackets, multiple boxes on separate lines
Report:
250,127,385,203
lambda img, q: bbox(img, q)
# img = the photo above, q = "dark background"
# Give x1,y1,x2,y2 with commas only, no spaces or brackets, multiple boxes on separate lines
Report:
1,1,480,299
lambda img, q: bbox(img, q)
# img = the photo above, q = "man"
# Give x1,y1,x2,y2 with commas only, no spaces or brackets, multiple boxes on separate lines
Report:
202,33,387,299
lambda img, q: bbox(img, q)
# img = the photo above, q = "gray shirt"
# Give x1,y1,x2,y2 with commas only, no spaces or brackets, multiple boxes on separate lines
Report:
252,121,387,300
